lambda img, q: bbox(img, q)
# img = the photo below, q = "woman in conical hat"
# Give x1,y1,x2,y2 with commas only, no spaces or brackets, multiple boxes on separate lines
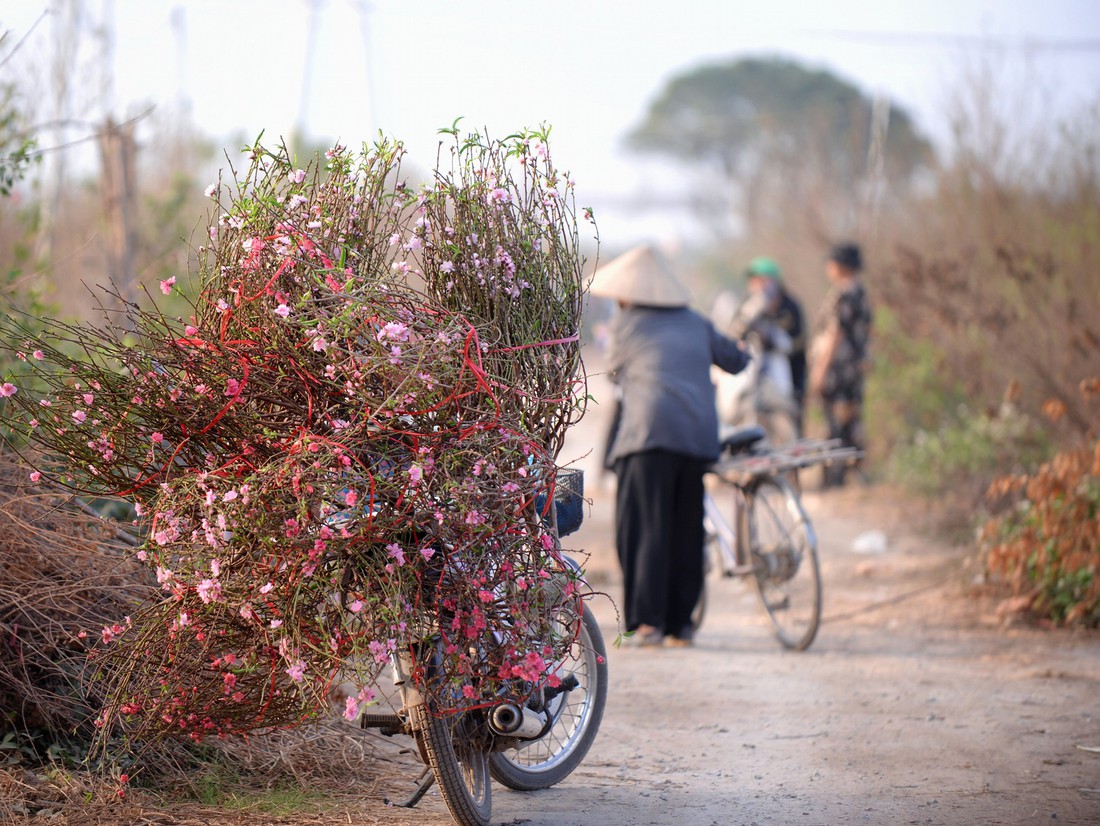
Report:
590,244,750,647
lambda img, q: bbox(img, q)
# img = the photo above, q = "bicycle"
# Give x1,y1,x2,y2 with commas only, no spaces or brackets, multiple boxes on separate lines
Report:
357,468,608,826
694,425,860,651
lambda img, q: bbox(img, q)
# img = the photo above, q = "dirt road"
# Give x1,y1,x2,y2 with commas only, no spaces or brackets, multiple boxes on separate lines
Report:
366,380,1100,826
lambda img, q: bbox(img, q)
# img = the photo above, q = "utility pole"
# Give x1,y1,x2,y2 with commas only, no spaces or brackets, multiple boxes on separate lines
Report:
97,115,138,319
860,94,891,242
352,0,378,137
97,1,138,319
34,0,81,269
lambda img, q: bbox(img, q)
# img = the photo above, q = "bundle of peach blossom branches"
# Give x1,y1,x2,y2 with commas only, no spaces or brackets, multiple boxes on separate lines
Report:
0,126,595,744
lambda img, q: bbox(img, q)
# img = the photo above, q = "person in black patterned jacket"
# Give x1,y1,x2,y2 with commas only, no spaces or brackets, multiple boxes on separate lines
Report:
810,242,873,488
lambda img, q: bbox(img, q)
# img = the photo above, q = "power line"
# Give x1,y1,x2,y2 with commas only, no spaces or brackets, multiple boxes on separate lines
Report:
809,29,1100,52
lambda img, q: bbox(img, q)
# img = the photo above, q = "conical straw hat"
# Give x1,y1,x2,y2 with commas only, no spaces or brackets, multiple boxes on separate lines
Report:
588,244,691,307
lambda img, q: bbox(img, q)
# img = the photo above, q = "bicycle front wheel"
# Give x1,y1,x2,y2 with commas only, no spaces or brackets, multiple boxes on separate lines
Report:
489,606,608,790
414,704,492,826
740,475,821,650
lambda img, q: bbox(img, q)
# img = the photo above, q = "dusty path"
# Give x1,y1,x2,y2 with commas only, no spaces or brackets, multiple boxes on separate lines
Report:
374,486,1100,826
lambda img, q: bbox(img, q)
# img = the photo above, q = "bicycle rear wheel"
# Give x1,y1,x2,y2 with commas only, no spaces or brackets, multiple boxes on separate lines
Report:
489,606,608,790
691,522,720,631
414,704,493,826
691,579,708,632
740,475,821,650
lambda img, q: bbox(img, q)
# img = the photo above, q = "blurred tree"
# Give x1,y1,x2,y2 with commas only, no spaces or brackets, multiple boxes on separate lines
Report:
626,57,934,240
0,29,39,196
1,9,219,324
0,102,36,197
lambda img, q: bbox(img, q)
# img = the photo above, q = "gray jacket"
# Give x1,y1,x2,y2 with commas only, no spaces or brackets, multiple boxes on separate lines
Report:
606,305,750,464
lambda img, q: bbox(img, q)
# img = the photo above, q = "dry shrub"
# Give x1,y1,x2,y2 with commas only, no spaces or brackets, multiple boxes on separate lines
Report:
211,715,412,792
890,65,1100,572
885,239,1100,440
0,764,131,822
0,450,150,743
1,714,413,823
980,380,1100,627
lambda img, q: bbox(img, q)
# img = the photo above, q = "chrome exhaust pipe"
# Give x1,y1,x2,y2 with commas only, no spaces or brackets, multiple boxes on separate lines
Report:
489,701,548,740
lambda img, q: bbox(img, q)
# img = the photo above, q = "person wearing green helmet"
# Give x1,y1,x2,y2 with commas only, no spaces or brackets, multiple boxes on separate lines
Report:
743,256,808,435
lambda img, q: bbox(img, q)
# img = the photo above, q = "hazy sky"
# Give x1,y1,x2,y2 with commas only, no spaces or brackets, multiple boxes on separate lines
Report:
5,0,1100,245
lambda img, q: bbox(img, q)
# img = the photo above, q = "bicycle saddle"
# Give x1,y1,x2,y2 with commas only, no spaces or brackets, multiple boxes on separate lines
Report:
720,425,767,455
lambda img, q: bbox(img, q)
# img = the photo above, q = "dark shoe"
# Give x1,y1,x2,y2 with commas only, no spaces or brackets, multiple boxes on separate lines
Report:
631,624,664,647
822,464,848,489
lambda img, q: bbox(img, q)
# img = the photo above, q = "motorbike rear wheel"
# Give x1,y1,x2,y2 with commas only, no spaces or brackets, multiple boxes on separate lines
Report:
488,606,607,790
414,703,493,826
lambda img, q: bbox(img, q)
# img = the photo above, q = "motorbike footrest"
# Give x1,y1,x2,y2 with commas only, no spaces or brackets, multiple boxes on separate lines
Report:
360,710,405,735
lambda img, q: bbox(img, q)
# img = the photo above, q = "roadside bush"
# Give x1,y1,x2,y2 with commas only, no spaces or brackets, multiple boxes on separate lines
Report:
860,77,1099,512
980,380,1100,627
877,95,1100,456
864,305,965,477
887,400,1050,500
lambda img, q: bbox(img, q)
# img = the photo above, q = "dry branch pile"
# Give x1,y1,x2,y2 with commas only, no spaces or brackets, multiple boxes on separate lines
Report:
0,452,150,738
0,128,595,746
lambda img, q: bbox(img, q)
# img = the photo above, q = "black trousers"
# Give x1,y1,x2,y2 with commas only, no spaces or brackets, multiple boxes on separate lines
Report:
822,393,865,487
614,450,708,635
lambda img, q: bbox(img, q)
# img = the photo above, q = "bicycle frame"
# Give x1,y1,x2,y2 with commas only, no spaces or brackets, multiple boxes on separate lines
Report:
702,484,751,577
700,470,823,651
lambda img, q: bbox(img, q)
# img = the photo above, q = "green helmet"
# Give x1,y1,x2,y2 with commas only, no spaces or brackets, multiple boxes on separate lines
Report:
745,255,781,281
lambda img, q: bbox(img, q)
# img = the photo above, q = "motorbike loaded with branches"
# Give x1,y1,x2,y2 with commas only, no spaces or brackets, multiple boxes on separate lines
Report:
0,126,606,825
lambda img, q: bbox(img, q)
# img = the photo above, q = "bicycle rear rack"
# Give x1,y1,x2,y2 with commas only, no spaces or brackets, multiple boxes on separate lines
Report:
712,437,862,481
